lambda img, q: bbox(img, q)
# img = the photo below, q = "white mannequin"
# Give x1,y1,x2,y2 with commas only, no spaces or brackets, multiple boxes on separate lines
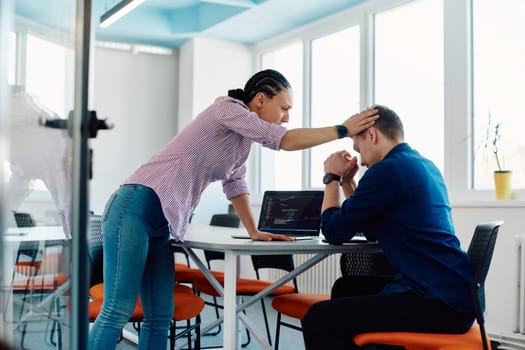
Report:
6,86,72,238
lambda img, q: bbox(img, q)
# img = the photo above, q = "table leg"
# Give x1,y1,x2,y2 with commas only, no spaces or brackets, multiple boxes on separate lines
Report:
223,251,239,349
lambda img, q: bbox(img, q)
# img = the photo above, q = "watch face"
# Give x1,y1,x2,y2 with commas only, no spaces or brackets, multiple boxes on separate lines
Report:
323,172,340,185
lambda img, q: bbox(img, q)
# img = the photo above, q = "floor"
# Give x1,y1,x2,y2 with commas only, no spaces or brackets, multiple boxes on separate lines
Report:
11,292,306,350
10,293,505,350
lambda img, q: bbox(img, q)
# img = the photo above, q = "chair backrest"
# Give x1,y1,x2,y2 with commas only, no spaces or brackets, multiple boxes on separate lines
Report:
14,212,36,227
205,213,241,265
209,213,240,228
88,214,104,286
251,254,298,291
13,212,42,264
467,221,502,321
340,249,397,278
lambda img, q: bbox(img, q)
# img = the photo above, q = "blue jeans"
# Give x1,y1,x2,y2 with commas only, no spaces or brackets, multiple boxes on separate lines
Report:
88,184,174,350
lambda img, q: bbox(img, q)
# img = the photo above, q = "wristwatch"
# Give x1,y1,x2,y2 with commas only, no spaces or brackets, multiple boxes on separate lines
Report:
335,124,348,139
323,172,341,185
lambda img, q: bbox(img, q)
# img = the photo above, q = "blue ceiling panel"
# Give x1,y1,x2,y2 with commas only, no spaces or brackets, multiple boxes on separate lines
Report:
15,0,367,48
198,3,249,31
202,0,367,43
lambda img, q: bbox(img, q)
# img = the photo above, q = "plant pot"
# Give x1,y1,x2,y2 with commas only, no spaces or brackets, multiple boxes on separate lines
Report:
494,170,512,200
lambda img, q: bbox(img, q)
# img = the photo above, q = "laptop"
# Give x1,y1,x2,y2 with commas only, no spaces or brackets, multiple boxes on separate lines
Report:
231,190,370,242
232,190,324,240
231,190,324,240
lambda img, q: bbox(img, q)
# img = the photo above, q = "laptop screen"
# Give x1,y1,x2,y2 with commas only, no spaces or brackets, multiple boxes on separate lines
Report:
257,190,324,236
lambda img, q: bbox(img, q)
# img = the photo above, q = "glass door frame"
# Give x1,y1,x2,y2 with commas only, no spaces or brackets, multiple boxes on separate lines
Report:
70,0,93,348
0,0,94,348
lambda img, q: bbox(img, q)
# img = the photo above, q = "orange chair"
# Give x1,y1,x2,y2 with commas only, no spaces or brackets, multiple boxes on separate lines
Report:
174,262,224,284
87,213,205,349
271,293,330,349
353,221,503,350
270,249,397,349
88,283,204,350
13,241,70,350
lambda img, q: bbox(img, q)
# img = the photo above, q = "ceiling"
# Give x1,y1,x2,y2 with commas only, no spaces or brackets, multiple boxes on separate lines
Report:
15,0,366,49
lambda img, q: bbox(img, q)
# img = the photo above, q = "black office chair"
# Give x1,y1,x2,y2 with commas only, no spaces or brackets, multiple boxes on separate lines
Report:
87,214,104,287
334,248,398,298
271,249,397,350
12,212,41,349
14,212,36,227
13,212,40,270
353,221,503,350
203,213,241,263
12,212,69,349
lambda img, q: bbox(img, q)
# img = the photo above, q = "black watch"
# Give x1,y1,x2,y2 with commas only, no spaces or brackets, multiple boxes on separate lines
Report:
323,172,341,185
335,124,348,139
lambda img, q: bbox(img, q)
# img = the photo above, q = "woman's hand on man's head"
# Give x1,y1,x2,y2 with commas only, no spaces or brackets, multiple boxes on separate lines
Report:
342,107,379,136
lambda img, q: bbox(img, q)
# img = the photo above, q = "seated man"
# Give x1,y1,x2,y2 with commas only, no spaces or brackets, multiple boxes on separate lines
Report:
303,105,475,350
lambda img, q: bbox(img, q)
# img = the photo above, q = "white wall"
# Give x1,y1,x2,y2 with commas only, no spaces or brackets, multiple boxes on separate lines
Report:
178,38,253,225
90,46,178,214
91,38,253,221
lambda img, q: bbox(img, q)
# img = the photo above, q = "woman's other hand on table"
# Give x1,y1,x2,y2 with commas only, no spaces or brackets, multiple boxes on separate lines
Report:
250,230,294,241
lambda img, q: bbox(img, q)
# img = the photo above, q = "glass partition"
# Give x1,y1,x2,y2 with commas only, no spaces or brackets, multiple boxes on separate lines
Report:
1,0,91,348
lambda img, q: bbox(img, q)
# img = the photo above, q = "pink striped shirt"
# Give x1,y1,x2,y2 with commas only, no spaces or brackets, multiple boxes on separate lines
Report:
125,96,287,240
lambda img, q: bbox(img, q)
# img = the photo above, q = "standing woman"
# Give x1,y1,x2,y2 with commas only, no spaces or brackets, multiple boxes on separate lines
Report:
88,69,378,350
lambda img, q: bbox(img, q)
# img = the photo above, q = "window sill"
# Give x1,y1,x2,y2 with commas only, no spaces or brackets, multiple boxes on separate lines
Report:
451,200,525,208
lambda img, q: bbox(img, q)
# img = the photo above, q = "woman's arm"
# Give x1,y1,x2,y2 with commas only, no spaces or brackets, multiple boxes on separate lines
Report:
279,108,378,151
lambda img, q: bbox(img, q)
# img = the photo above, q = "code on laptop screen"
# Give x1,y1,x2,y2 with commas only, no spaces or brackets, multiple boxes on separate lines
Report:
258,191,324,234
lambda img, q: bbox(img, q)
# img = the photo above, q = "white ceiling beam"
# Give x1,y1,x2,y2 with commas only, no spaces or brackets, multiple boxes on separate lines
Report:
200,0,257,8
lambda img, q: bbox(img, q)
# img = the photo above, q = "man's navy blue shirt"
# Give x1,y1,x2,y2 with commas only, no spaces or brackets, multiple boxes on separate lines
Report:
321,143,474,313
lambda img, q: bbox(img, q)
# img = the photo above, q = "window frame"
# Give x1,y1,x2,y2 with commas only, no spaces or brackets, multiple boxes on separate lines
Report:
252,0,525,204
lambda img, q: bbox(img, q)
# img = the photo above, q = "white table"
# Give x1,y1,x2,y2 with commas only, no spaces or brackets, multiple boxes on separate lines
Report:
174,224,380,350
4,225,66,243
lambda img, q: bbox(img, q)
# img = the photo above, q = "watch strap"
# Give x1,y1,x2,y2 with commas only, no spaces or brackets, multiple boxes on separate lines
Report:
323,172,342,185
335,124,348,139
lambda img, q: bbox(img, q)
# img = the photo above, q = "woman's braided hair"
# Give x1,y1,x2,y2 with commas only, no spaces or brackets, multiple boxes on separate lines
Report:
228,69,291,104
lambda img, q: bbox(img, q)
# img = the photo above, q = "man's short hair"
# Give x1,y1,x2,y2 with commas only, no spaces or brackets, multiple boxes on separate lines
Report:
371,104,404,140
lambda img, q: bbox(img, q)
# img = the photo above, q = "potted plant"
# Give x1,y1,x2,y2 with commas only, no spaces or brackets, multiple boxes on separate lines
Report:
481,113,512,199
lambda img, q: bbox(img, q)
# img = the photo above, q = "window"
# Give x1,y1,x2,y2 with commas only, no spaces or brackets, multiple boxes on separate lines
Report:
374,0,444,172
8,32,16,84
254,0,525,200
472,0,525,190
310,26,360,187
260,42,304,190
26,34,72,117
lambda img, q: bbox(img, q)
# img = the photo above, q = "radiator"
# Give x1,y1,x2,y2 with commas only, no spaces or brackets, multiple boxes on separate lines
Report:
268,253,342,294
491,332,525,350
515,234,525,335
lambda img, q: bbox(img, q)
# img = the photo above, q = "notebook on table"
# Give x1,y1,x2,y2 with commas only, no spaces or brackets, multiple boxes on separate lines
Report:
231,190,324,240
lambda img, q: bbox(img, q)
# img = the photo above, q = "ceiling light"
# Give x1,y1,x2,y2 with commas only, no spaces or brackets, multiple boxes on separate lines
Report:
100,0,145,28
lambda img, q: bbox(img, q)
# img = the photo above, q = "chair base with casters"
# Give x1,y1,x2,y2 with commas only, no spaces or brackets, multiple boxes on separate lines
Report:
271,293,330,350
351,221,503,350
